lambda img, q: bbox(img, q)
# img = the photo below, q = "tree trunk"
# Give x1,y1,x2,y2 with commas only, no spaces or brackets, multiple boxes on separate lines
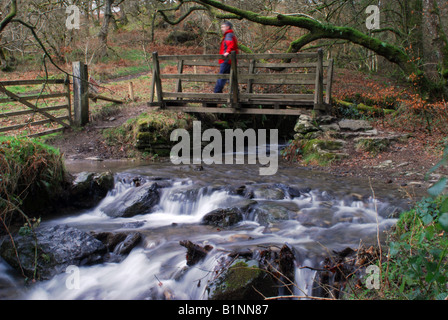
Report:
0,46,8,71
422,0,448,81
0,0,17,34
98,0,114,58
118,3,128,26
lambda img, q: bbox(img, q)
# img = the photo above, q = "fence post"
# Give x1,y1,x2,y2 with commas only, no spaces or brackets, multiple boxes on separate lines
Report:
72,61,89,126
64,75,73,125
152,52,165,108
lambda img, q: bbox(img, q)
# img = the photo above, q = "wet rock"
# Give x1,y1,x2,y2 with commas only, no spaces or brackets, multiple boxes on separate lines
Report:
91,231,142,255
207,258,277,300
278,244,296,293
246,184,286,200
70,172,115,209
0,225,106,280
253,204,292,226
166,186,202,202
101,182,161,218
273,183,305,198
180,240,213,266
202,207,245,228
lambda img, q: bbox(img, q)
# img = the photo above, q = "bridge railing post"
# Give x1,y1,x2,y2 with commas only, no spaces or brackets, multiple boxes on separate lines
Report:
313,48,325,115
325,58,334,106
229,51,240,109
175,59,184,99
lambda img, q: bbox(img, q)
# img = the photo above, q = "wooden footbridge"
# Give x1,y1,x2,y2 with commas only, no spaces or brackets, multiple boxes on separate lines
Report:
148,48,334,116
0,49,334,138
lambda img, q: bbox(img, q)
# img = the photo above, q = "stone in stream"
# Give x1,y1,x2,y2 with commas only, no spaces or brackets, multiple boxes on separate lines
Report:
179,240,213,266
201,199,257,228
0,225,106,280
242,184,287,200
101,182,162,218
206,244,295,300
70,172,115,209
252,203,293,226
201,207,245,228
91,231,142,256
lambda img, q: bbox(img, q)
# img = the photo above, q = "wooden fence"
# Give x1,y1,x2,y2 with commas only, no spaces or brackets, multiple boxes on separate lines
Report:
0,78,72,138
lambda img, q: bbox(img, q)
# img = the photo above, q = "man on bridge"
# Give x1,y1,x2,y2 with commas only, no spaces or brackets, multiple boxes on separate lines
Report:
214,21,239,94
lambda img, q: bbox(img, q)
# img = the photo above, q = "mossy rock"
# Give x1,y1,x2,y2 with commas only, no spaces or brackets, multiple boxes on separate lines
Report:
104,111,197,155
301,139,347,166
207,259,277,300
355,137,391,155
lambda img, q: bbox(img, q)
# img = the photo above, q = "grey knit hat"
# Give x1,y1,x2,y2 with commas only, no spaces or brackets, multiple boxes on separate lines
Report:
222,21,233,29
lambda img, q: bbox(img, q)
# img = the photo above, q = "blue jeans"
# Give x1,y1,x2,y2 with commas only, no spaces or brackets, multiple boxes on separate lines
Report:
214,62,231,93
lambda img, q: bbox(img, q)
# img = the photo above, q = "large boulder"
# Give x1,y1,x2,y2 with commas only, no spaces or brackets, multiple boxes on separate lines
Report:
202,207,245,228
70,172,115,209
202,200,257,228
101,182,161,218
207,258,278,300
0,225,106,280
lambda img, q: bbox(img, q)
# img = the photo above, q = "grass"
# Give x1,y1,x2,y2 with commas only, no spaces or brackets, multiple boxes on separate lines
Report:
0,136,67,223
351,196,448,300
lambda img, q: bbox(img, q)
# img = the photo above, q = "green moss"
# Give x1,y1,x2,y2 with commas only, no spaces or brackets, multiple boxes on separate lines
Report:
222,261,261,290
0,136,67,219
103,111,197,157
355,138,390,155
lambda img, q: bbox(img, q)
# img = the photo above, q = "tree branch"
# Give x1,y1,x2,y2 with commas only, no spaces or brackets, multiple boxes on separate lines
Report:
0,0,17,34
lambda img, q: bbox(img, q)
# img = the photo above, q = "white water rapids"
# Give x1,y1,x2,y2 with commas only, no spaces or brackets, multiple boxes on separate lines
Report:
0,162,408,300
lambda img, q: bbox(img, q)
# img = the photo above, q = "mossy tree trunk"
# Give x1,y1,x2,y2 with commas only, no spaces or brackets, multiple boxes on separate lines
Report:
194,0,447,97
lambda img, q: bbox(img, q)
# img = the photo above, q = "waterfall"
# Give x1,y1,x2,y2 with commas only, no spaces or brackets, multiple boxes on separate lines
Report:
0,164,403,300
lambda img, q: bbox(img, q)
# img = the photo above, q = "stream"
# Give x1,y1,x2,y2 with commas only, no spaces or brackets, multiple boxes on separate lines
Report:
0,157,411,300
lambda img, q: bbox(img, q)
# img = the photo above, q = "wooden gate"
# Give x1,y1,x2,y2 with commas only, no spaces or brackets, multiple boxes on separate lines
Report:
0,78,72,138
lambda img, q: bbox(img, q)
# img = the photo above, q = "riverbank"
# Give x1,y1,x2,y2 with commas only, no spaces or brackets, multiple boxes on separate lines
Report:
44,103,446,200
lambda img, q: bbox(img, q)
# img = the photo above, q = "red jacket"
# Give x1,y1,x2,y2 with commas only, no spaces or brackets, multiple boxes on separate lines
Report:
219,29,238,64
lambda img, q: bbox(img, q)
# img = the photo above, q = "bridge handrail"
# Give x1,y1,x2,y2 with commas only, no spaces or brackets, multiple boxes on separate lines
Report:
150,49,334,114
